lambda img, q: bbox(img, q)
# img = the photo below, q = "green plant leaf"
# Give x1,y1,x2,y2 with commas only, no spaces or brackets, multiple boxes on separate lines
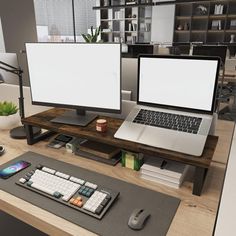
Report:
0,101,18,116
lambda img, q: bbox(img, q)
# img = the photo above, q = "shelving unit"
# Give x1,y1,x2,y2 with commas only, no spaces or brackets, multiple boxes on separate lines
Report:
94,0,152,43
173,0,236,45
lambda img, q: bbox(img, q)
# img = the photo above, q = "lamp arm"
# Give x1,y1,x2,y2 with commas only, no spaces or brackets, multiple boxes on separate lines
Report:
0,60,18,70
0,65,19,75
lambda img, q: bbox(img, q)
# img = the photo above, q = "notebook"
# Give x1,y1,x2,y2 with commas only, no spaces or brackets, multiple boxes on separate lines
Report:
114,55,220,156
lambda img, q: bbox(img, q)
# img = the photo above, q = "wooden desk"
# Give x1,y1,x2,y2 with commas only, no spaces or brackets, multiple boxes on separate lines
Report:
0,119,234,236
22,108,218,196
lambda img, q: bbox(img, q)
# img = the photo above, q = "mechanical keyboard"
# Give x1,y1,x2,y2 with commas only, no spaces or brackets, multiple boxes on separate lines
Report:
133,109,202,134
16,164,119,219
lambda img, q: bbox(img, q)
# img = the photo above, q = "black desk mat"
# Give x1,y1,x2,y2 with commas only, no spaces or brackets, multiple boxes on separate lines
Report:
0,152,180,236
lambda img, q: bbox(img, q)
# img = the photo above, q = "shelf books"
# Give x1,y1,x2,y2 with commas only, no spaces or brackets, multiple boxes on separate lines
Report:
230,20,236,30
140,157,190,189
212,20,221,30
126,0,137,5
79,140,121,159
214,4,224,15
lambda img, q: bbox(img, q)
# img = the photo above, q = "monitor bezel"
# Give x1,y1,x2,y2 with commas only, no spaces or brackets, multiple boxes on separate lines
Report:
137,54,220,115
192,45,227,65
25,42,122,114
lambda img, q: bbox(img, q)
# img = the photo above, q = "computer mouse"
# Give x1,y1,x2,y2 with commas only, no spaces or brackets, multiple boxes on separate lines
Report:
128,208,150,230
0,145,5,156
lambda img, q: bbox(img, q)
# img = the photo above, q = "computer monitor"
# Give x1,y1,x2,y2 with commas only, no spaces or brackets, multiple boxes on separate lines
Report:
0,53,19,85
192,45,227,65
25,43,121,126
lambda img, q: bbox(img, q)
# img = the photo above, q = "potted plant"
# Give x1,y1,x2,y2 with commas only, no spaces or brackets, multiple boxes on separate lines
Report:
0,101,19,130
82,26,102,43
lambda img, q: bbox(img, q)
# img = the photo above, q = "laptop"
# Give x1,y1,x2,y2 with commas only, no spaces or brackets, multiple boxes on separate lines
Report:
114,55,220,156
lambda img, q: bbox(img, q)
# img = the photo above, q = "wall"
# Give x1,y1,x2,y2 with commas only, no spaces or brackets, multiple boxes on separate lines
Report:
0,0,37,86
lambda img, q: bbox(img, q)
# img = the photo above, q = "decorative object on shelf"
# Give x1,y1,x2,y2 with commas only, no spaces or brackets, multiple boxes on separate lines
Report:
132,14,136,18
230,34,235,43
184,22,189,31
177,25,183,31
195,5,208,15
114,36,120,43
82,26,102,43
121,150,144,171
0,101,19,130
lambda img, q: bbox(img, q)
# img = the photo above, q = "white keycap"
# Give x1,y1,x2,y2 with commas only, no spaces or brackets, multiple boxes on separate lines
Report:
85,182,98,190
28,170,80,198
62,184,80,202
19,178,26,184
31,183,55,196
42,167,56,174
55,171,70,179
83,191,107,213
70,176,85,185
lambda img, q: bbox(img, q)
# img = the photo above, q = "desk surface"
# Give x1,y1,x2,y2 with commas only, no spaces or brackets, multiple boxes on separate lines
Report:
0,119,234,236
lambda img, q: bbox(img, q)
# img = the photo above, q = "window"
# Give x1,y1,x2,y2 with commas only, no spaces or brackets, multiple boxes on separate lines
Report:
34,0,97,42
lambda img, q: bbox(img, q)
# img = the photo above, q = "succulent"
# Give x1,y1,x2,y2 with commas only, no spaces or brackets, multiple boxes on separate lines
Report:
82,26,102,43
0,101,18,116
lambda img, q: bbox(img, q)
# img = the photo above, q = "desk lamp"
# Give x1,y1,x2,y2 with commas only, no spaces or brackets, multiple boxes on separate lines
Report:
0,72,4,83
0,59,41,139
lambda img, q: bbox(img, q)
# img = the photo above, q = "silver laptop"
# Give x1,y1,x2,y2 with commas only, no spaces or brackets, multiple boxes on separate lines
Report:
114,55,220,156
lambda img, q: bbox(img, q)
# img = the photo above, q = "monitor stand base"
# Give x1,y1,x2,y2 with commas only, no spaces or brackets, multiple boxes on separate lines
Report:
51,110,97,127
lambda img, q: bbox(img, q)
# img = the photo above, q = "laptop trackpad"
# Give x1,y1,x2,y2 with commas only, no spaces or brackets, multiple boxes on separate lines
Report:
138,127,177,150
139,127,206,156
115,122,145,141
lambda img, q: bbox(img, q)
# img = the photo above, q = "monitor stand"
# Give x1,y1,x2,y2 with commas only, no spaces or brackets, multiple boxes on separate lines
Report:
51,109,97,127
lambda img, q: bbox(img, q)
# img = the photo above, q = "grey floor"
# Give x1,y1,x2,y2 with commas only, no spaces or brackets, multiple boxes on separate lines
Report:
0,210,47,236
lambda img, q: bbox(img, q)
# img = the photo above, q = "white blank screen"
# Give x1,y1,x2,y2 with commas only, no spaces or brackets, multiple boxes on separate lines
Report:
26,43,121,111
139,57,218,112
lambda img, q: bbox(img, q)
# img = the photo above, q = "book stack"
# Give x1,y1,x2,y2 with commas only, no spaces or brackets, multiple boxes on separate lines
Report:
75,140,121,166
140,157,190,189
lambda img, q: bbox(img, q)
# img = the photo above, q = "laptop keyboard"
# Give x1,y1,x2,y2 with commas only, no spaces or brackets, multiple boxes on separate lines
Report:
132,109,202,134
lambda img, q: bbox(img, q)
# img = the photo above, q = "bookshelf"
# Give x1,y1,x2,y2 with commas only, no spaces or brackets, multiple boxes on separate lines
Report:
94,0,152,43
173,0,236,45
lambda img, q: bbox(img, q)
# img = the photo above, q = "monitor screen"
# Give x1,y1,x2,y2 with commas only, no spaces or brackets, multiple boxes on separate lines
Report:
193,45,227,64
138,55,220,113
25,43,121,126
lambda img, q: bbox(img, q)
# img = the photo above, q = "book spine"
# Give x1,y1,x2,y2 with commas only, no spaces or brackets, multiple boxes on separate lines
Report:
141,169,181,184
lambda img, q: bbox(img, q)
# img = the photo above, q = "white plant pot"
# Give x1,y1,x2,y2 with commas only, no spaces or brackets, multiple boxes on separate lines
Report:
0,113,20,130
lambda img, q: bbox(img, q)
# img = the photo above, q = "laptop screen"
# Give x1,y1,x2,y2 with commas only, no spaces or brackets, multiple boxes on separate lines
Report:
138,55,220,113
